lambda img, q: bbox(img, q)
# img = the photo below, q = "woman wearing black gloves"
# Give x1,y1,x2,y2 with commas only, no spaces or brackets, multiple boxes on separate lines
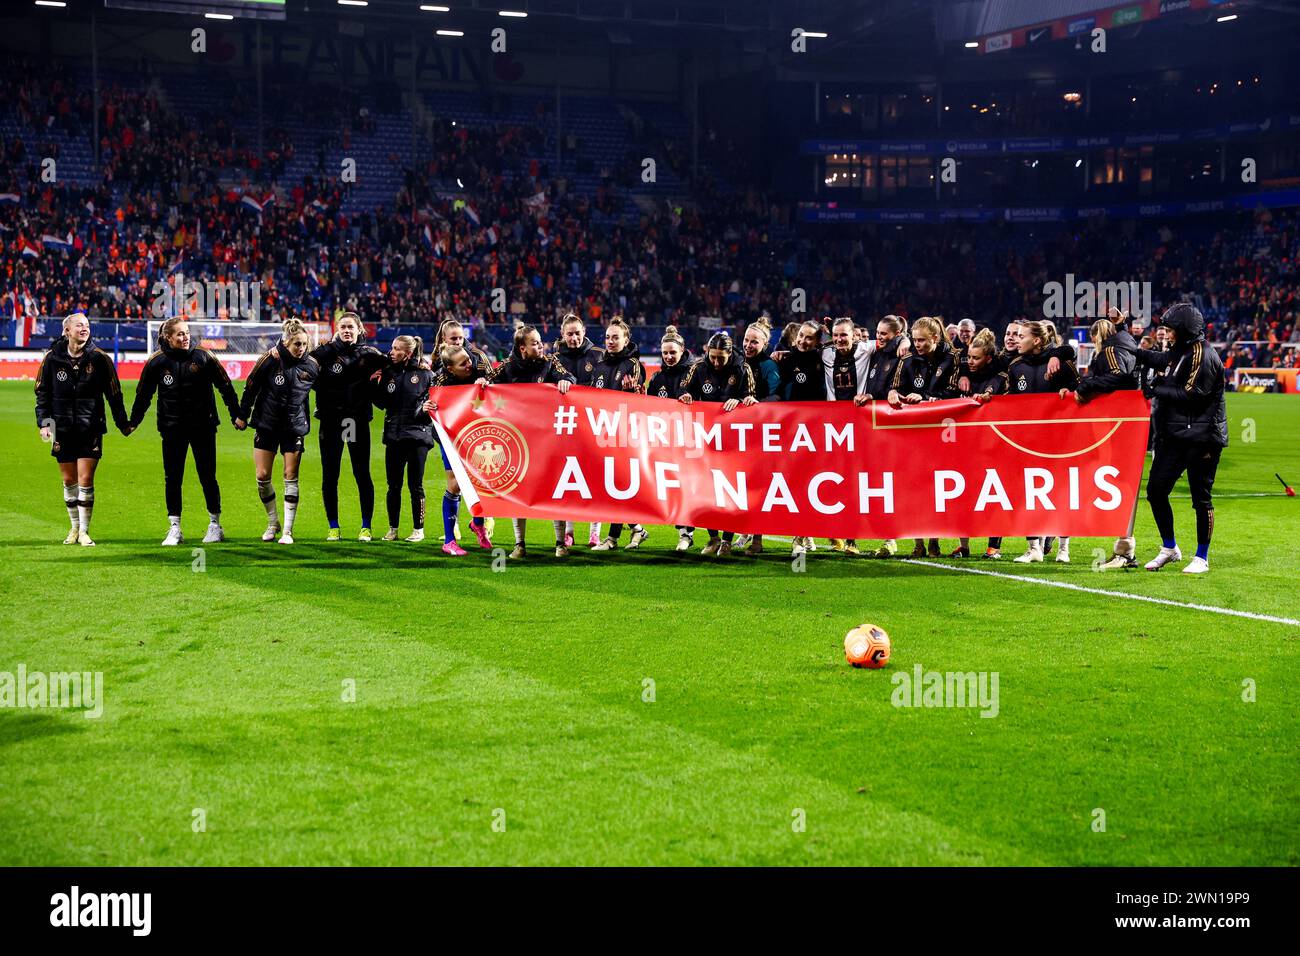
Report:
310,312,389,542
129,317,245,546
34,311,131,547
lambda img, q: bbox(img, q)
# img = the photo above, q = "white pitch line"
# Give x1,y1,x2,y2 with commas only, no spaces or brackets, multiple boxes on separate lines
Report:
898,559,1300,627
761,535,1297,626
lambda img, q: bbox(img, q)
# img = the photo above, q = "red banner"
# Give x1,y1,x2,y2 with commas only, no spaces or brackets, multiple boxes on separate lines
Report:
431,385,1151,538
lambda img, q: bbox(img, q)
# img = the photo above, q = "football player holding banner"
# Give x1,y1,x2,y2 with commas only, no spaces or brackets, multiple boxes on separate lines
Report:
478,324,575,558
34,311,131,546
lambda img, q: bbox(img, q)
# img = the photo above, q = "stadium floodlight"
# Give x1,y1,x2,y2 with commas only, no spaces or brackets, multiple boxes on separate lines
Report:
1217,14,1237,22
802,31,828,38
964,41,978,48
34,1,68,7
420,5,451,11
205,12,235,18
337,0,368,7
437,29,465,36
499,10,528,17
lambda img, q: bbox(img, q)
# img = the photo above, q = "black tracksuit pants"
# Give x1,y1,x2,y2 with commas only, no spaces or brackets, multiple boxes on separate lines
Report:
385,440,430,529
318,417,375,526
161,429,221,517
1146,435,1223,548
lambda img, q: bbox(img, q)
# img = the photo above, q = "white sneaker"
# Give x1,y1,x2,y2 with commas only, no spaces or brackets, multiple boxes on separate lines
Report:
626,528,649,550
382,527,399,541
791,536,807,557
733,534,752,551
404,529,425,543
203,523,225,543
1145,546,1182,571
1014,546,1044,564
807,538,817,552
1098,553,1138,571
261,522,281,542
278,531,294,545
1182,556,1210,574
1055,547,1070,564
63,527,80,545
76,531,96,547
162,527,183,547
591,536,617,552
675,533,693,552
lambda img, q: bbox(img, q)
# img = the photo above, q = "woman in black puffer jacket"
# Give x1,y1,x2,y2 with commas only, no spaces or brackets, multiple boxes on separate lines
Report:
310,312,389,542
130,316,244,546
34,311,130,547
372,334,436,544
239,317,320,544
590,317,650,552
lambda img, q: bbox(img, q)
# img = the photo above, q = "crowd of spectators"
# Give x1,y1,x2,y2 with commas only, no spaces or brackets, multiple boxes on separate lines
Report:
0,58,1296,367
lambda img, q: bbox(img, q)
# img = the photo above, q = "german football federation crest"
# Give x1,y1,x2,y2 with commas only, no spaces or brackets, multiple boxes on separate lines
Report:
455,418,529,497
410,374,419,384
189,362,200,373
584,363,593,372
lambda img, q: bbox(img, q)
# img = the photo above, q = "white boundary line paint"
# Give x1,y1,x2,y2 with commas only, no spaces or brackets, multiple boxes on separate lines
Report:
899,559,1300,627
763,536,1299,626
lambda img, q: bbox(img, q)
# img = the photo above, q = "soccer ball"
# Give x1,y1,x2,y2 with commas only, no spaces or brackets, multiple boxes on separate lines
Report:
844,624,891,669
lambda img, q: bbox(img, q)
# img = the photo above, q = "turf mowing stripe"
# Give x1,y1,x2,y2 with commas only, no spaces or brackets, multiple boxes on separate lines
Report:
898,559,1300,626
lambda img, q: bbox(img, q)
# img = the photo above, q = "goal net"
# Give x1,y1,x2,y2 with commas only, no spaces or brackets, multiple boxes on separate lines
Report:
147,320,330,359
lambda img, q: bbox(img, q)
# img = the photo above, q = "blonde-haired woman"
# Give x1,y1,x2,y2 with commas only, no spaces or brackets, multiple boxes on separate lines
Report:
372,335,436,543
887,316,959,559
239,318,320,544
129,316,245,546
1008,320,1078,564
591,317,649,551
34,311,131,546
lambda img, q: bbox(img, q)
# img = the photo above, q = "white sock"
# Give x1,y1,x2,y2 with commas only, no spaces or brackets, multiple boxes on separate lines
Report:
283,479,299,534
63,481,79,529
77,486,94,534
209,512,221,526
1059,536,1070,550
257,479,277,519
1114,536,1135,557
565,521,575,536
168,515,181,529
591,521,602,537
512,518,526,545
553,520,566,542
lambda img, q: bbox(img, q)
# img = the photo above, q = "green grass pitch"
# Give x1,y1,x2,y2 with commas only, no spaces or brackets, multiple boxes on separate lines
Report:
0,380,1296,866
